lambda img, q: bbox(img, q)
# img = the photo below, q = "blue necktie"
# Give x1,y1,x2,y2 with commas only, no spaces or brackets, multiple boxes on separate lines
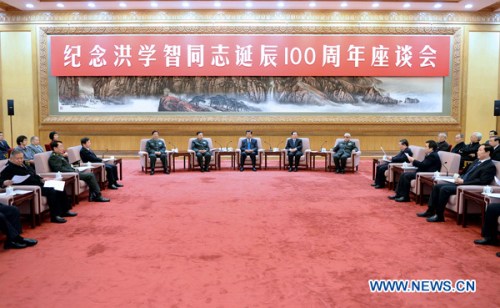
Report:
462,161,481,181
247,139,251,150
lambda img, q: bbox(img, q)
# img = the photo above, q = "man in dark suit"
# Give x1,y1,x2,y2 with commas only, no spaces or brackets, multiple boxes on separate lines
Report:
145,130,169,175
0,150,76,223
473,203,500,247
332,133,358,174
458,132,481,168
373,139,413,189
417,144,496,222
285,131,303,172
0,203,37,249
389,140,441,202
488,136,500,161
240,130,258,171
437,133,450,152
49,141,110,202
451,133,466,154
0,131,11,160
80,137,123,189
191,132,212,172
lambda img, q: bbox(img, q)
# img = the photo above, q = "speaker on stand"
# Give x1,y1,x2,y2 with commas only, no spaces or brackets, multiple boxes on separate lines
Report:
7,99,14,146
494,100,500,116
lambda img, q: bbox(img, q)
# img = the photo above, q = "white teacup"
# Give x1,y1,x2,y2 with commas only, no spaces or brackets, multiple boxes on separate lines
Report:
453,173,460,180
5,186,14,195
110,156,115,160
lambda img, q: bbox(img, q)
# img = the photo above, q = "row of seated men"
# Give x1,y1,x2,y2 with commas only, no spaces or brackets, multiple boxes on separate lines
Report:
372,138,500,257
145,130,359,174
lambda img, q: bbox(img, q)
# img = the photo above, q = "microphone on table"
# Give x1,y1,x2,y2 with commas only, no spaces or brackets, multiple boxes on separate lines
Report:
226,141,232,150
319,140,327,151
264,141,272,150
275,140,284,150
102,148,108,159
214,140,223,150
167,141,177,151
442,161,449,177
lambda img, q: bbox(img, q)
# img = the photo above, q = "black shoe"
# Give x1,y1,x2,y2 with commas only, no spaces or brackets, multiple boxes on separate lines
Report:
371,183,377,187
51,216,67,223
374,185,385,189
108,184,118,190
496,252,500,258
164,168,170,174
474,238,498,246
90,195,110,202
240,167,244,172
288,167,293,172
340,169,345,174
426,214,445,222
205,167,210,172
21,237,38,247
150,170,155,175
416,211,433,218
395,196,410,202
200,167,205,172
388,195,399,200
335,169,340,173
4,240,27,249
62,211,78,217
252,167,257,172
114,182,124,187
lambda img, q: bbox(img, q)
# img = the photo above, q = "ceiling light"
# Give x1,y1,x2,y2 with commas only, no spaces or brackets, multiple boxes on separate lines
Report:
182,1,189,8
464,4,473,9
214,1,221,8
277,1,285,8
403,3,410,8
56,3,64,8
119,2,127,8
340,2,348,8
26,3,34,8
88,2,95,8
245,1,253,8
151,2,158,8
309,2,317,8
434,3,442,9
372,3,380,8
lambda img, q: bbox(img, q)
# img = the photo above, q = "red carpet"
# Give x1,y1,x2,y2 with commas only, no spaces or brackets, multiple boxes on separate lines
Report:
0,159,498,307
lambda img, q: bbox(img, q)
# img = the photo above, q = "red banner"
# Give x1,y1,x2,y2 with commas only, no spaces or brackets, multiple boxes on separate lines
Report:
50,35,450,77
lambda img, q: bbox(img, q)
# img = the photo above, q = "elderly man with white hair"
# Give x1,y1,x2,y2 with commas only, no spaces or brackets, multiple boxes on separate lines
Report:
437,132,450,152
458,132,482,168
332,133,358,174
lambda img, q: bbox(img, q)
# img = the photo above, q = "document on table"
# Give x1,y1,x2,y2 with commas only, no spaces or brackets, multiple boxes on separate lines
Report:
11,175,30,184
74,166,91,172
438,178,456,183
484,193,500,198
44,180,65,191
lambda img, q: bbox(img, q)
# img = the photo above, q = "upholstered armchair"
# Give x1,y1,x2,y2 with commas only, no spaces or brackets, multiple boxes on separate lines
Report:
34,151,88,204
138,138,170,174
235,137,265,169
187,137,218,171
330,138,361,172
67,145,106,186
385,145,426,189
281,137,312,170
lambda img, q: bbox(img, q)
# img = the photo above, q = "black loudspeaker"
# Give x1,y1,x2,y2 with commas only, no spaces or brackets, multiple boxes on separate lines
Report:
495,100,500,116
7,99,14,116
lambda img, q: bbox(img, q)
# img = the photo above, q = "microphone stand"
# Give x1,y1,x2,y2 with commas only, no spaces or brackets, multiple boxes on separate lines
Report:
214,140,223,151
319,140,327,151
226,141,232,151
275,140,284,151
442,161,449,177
264,141,272,151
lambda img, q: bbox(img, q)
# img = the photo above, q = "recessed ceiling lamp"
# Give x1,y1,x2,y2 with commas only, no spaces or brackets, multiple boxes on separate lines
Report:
26,3,34,8
119,2,127,8
403,3,410,8
88,2,96,8
182,1,189,8
340,2,348,8
245,1,253,8
372,3,380,8
214,1,222,8
464,4,473,9
434,3,442,9
151,2,158,8
56,3,64,8
309,2,317,8
277,1,285,8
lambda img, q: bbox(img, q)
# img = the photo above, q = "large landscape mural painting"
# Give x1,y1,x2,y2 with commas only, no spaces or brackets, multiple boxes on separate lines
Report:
57,76,443,114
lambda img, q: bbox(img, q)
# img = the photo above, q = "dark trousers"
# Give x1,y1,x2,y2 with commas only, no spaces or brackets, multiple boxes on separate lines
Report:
241,152,256,167
287,151,303,168
79,172,101,196
334,152,350,170
482,203,500,239
374,163,389,186
196,152,212,168
42,187,70,219
149,153,167,170
104,163,118,184
0,204,21,240
395,172,417,199
428,183,458,217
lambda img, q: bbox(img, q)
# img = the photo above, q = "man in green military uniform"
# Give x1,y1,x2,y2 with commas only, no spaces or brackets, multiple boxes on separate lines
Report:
191,132,212,172
146,130,169,175
332,133,358,174
49,141,110,202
